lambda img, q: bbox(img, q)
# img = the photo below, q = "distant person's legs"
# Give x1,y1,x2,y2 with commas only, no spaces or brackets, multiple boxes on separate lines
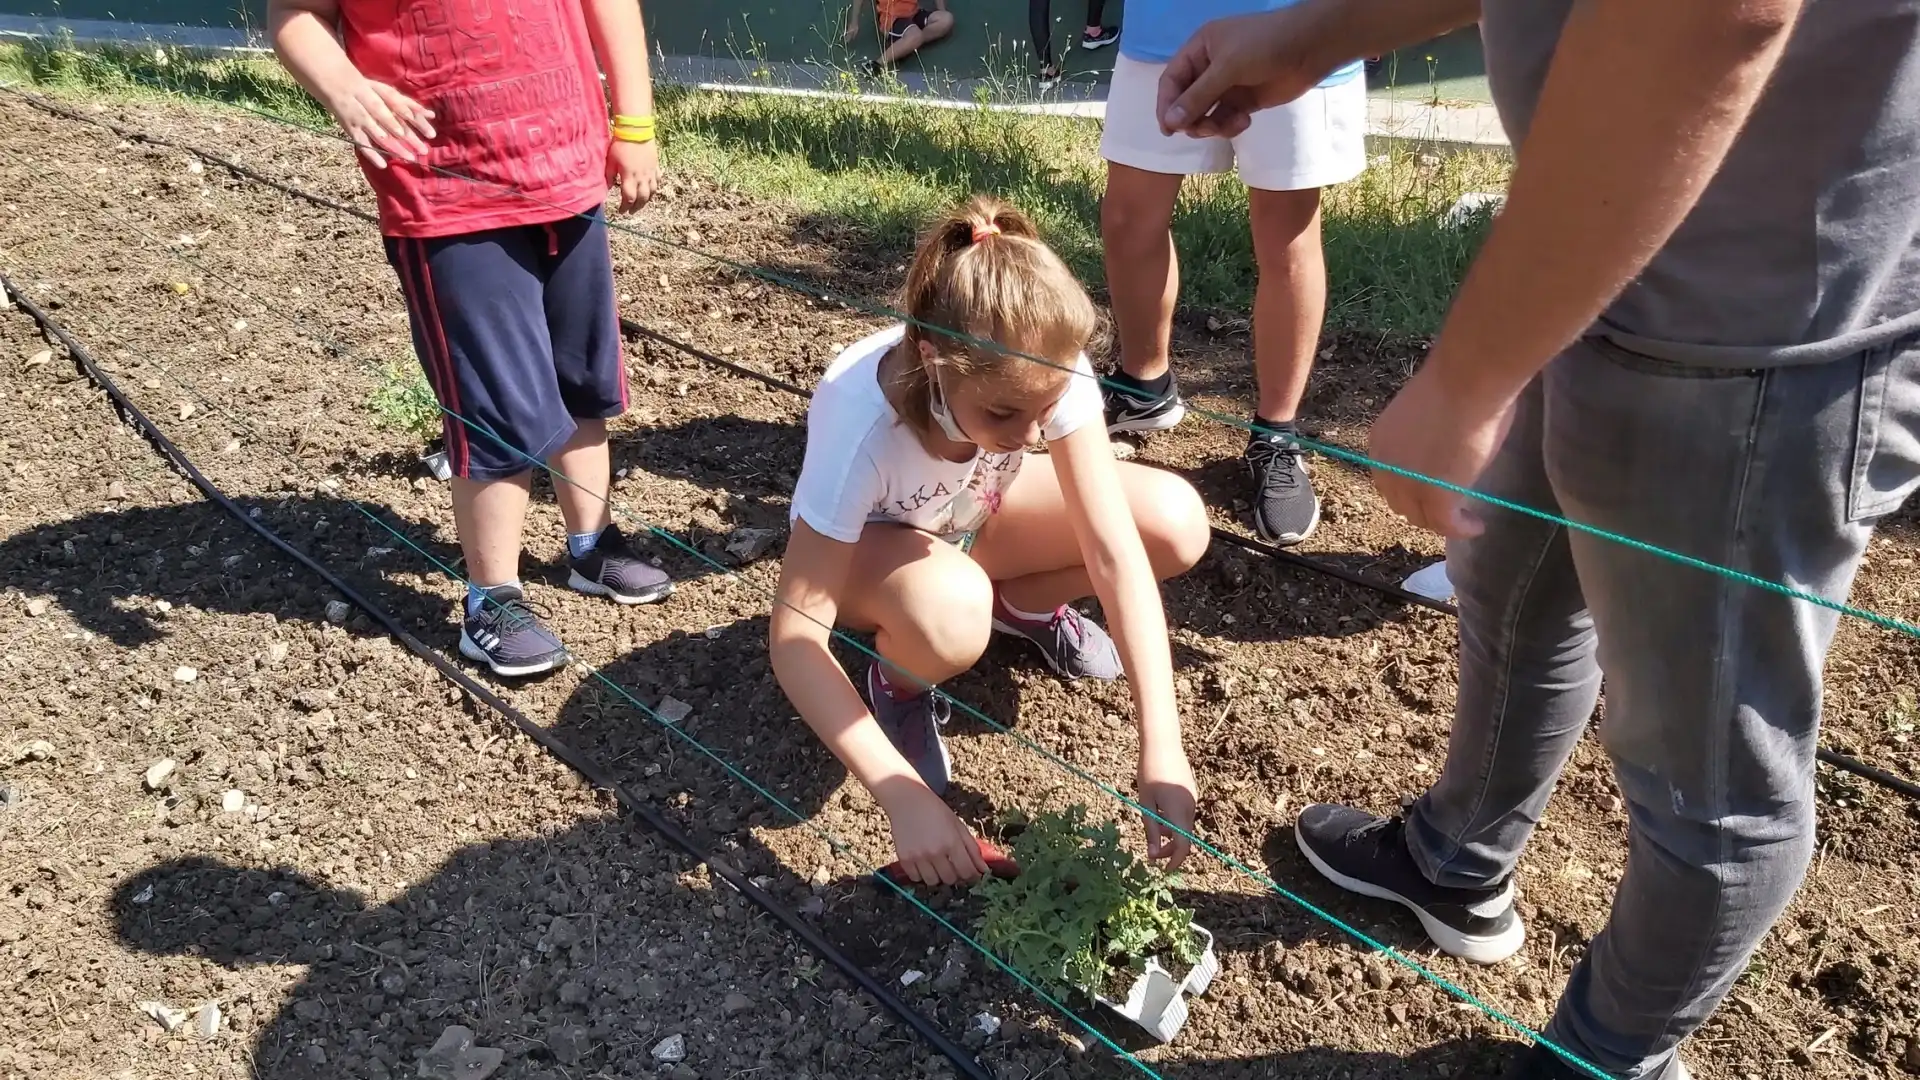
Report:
879,8,955,67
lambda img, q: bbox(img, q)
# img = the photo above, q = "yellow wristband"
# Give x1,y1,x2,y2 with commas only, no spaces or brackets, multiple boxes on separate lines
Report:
611,126,655,144
611,113,654,128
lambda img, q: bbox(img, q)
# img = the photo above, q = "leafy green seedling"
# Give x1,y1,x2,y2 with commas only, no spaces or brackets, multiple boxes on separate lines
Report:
975,805,1202,1001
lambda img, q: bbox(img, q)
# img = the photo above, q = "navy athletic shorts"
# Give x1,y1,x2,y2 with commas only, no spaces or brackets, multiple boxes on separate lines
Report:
385,206,626,482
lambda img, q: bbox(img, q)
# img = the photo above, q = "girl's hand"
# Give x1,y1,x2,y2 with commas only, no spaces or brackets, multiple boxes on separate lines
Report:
1137,740,1197,868
325,77,434,169
607,137,661,214
883,784,990,885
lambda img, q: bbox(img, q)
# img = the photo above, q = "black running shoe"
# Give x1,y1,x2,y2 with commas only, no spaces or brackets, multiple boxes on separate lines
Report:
1295,804,1525,965
865,663,954,796
567,523,674,605
1245,428,1320,545
1104,373,1187,435
460,585,568,678
1080,26,1120,49
1502,1043,1694,1080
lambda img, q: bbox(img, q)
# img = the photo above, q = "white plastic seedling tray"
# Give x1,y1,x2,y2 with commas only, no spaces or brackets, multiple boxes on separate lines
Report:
1097,924,1219,1043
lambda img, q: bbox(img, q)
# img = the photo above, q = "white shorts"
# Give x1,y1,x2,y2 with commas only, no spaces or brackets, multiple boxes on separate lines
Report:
1099,53,1367,191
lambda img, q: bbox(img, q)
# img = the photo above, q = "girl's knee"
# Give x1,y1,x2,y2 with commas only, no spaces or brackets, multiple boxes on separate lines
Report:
902,558,994,670
1139,474,1211,577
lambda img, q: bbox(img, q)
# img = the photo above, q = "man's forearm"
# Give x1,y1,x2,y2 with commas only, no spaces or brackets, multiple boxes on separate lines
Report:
1298,0,1480,76
1426,0,1802,405
583,0,654,118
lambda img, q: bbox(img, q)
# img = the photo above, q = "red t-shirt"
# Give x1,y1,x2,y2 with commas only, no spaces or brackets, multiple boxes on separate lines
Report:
336,0,610,238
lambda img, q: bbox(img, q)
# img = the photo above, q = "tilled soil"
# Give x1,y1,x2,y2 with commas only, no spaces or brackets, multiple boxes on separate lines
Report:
2,91,1919,1080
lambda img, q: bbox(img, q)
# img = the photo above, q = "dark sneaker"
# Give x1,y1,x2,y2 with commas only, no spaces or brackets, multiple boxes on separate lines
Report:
1502,1043,1693,1080
1245,429,1320,545
1037,62,1063,91
1295,804,1525,965
865,663,953,796
460,585,568,678
1104,374,1187,435
1080,26,1120,49
567,523,674,605
991,596,1123,681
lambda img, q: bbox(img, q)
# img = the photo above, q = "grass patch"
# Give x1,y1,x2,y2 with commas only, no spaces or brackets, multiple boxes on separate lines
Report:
0,39,1508,336
368,359,441,444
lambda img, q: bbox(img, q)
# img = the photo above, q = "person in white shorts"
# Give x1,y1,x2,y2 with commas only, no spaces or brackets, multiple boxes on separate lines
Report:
1099,0,1366,547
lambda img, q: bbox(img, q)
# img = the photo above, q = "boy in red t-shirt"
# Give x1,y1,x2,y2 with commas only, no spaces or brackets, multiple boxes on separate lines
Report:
268,0,672,677
843,0,954,73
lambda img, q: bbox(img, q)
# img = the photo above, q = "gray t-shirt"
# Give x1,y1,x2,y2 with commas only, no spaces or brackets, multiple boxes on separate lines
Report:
1481,0,1920,367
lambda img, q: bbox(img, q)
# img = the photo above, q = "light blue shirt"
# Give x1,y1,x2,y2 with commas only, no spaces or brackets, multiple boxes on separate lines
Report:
1119,0,1364,86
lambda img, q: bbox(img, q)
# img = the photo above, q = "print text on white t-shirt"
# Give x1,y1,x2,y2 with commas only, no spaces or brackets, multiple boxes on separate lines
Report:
789,325,1106,544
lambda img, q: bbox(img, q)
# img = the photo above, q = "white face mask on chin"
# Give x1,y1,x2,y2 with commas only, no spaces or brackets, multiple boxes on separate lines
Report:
927,365,974,445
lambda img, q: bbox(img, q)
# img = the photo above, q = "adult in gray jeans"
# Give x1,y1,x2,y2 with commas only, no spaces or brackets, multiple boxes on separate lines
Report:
1159,0,1920,1077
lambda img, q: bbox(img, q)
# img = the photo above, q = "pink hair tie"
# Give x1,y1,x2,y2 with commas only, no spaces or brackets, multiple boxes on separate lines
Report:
970,222,1002,243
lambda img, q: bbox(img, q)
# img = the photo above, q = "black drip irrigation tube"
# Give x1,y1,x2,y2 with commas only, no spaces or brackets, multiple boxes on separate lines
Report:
0,273,998,1080
11,89,1914,798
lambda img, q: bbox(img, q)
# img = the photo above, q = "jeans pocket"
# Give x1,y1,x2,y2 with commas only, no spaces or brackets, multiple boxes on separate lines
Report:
1848,337,1920,522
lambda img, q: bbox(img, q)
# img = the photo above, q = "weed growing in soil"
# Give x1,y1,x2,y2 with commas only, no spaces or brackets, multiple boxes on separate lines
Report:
367,360,440,443
976,806,1202,1001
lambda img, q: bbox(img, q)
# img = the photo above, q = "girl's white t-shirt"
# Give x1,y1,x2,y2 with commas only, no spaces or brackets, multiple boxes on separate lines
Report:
790,325,1105,544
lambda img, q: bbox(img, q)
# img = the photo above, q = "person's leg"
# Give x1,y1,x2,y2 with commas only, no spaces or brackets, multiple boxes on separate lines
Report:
1232,74,1366,544
970,455,1209,607
878,10,953,65
1101,163,1184,387
967,455,1208,679
1296,377,1598,963
1245,187,1324,426
833,523,996,792
387,229,572,675
544,209,673,605
1029,0,1054,66
1528,338,1920,1079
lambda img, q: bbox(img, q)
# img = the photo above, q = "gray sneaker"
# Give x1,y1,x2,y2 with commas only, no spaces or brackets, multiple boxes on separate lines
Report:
567,523,674,605
1245,429,1321,545
865,663,953,795
991,598,1123,681
460,585,568,678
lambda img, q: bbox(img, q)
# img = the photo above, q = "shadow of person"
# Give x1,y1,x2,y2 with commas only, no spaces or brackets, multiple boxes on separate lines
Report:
0,494,458,650
1157,1036,1519,1079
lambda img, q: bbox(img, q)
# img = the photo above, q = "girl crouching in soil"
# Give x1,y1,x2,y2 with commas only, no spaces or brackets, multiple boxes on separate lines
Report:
771,195,1210,886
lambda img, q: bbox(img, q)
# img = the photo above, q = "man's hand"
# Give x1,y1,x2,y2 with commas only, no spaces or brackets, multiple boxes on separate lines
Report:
1137,740,1196,868
325,78,434,169
1156,8,1326,138
607,138,660,213
1366,359,1516,538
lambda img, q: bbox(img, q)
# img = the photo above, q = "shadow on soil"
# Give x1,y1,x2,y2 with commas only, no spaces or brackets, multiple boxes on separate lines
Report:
71,485,1514,1077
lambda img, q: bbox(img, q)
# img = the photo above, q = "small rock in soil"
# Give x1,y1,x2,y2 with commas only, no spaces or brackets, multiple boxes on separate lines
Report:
797,895,825,916
651,1033,687,1063
656,696,694,726
305,1045,327,1066
900,969,926,987
132,884,153,905
143,759,176,792
194,1002,221,1040
173,666,198,684
722,992,754,1015
26,597,50,617
14,740,54,763
931,944,969,991
417,1025,503,1080
0,784,19,808
221,789,245,813
292,999,325,1022
325,600,351,624
1389,1003,1410,1026
140,1001,188,1032
25,349,51,369
549,1025,592,1065
725,527,780,562
558,979,589,1006
1366,964,1391,990
971,1013,1000,1037
809,865,831,889
378,970,408,996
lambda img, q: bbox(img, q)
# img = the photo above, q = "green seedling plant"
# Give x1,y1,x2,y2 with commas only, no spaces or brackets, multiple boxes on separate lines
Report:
368,360,442,445
975,805,1202,1002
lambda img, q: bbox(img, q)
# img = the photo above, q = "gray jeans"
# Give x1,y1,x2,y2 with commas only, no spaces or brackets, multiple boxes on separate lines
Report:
1405,335,1920,1078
